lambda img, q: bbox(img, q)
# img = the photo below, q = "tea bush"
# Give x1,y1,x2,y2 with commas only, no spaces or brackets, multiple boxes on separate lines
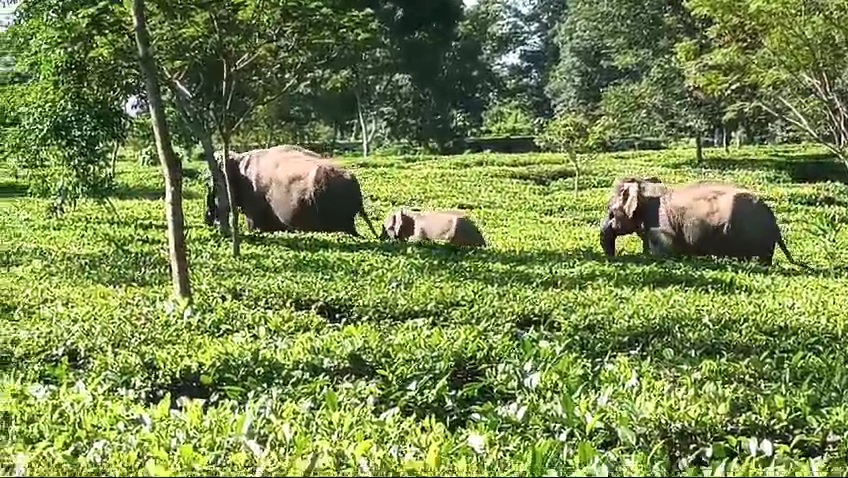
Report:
1,144,848,475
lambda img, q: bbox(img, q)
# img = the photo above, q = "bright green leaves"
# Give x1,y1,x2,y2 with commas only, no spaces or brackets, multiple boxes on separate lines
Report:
536,113,612,155
0,0,136,213
685,0,848,167
535,112,613,194
1,145,848,474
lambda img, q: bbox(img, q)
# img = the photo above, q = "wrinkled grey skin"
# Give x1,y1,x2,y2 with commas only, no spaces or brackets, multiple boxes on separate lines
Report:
379,207,488,247
205,145,379,238
599,176,809,268
599,176,668,256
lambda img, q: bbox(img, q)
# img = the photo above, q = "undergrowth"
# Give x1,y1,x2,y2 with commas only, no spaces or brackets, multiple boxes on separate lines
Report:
1,144,847,475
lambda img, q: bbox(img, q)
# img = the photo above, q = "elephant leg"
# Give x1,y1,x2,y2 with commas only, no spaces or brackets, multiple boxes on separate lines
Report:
757,243,776,267
344,218,361,238
637,230,651,255
644,227,676,258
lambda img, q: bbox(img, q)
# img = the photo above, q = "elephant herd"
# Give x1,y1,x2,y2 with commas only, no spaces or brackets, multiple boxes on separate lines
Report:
204,145,489,247
204,144,809,269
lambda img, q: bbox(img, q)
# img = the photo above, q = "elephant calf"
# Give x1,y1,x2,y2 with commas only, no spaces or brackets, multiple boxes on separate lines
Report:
380,208,488,247
599,176,809,268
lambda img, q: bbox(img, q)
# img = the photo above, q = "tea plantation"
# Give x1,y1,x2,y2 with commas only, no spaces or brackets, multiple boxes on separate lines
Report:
2,144,848,475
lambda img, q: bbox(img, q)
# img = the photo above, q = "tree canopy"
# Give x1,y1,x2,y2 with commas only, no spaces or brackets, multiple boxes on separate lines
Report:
1,0,847,210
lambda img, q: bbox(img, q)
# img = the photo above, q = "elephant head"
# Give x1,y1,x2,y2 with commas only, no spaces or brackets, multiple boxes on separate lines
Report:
380,208,411,241
599,176,666,257
204,152,242,230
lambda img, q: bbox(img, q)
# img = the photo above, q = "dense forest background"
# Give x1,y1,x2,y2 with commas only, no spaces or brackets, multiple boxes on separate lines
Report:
1,0,846,207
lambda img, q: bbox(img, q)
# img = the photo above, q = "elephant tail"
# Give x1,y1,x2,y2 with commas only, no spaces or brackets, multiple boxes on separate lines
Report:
776,232,812,270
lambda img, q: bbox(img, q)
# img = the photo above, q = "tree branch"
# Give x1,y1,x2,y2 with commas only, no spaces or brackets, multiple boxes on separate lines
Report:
802,72,841,144
230,69,302,134
168,75,194,102
758,26,847,152
762,97,845,162
234,26,283,72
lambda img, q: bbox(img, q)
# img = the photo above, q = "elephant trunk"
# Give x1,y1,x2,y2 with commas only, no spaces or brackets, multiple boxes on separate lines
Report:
600,217,617,257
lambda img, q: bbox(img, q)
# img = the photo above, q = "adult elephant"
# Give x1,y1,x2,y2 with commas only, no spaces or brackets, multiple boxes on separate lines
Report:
598,176,809,268
205,145,379,238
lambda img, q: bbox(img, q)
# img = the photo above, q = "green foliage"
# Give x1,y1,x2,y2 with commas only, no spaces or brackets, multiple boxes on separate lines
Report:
363,0,493,150
535,112,613,193
124,107,199,166
536,113,611,154
146,0,374,153
482,100,539,137
2,145,847,475
293,0,497,154
0,0,136,213
550,0,717,147
546,0,622,116
686,0,848,164
508,0,566,119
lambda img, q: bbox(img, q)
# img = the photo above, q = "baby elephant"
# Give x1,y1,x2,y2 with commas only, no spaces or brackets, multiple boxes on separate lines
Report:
380,208,488,247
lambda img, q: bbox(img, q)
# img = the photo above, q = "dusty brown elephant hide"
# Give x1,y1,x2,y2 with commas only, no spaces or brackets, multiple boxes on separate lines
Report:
599,176,809,268
380,208,488,247
206,146,378,237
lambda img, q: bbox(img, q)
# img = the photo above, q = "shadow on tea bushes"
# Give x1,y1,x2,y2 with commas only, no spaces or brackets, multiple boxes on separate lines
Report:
234,233,802,293
6,243,170,288
673,151,848,185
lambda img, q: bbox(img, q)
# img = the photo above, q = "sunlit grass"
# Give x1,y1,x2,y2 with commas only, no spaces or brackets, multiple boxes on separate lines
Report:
1,144,847,475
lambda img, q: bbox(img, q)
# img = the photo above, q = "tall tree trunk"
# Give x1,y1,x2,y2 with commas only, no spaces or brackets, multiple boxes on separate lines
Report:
220,132,241,257
568,150,580,196
264,127,273,149
219,60,241,258
355,91,369,158
168,83,230,236
332,121,338,153
695,131,704,163
110,141,120,180
131,0,192,301
200,132,231,236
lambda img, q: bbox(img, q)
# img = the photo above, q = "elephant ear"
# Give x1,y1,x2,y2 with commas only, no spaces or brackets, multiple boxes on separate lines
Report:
395,209,414,240
383,211,398,238
621,181,641,219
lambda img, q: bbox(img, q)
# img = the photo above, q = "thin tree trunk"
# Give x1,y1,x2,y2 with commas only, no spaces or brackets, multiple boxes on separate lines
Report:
168,82,230,236
220,133,240,257
367,114,379,151
264,127,273,149
110,141,120,179
219,60,241,258
131,0,192,301
695,131,704,163
200,132,230,236
332,121,338,153
355,91,369,158
568,150,580,196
